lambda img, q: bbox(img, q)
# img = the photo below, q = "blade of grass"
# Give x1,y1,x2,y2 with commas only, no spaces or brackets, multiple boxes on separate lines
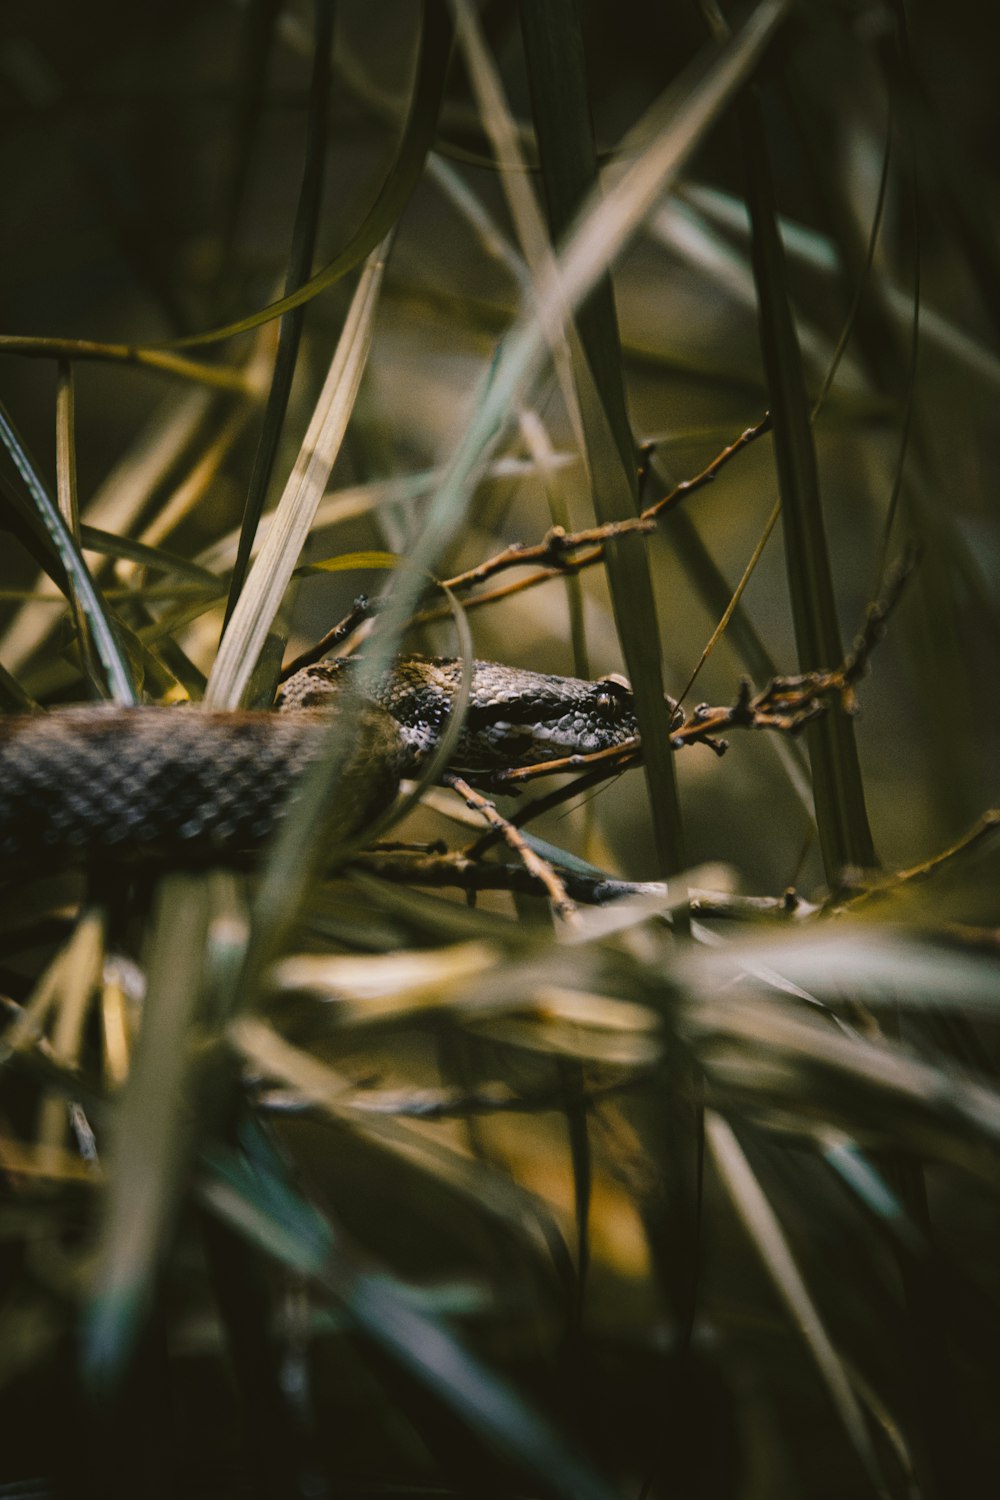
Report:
0,398,138,704
83,875,216,1387
206,236,391,709
0,384,220,676
79,526,222,586
55,360,102,690
35,906,105,1158
223,0,335,628
741,87,876,883
200,1122,622,1500
149,0,453,353
517,0,685,878
706,1109,889,1494
0,334,255,389
214,0,282,301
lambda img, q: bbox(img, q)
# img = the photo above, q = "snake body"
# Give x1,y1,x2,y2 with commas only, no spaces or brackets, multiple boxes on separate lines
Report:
0,656,646,866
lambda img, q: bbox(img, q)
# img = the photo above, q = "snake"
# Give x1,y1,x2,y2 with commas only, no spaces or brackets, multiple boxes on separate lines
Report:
0,655,657,866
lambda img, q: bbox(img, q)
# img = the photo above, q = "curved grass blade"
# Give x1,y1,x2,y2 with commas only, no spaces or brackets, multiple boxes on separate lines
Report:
148,0,453,353
691,926,1000,1017
79,526,221,586
55,361,107,695
0,384,220,677
0,398,138,704
0,334,254,390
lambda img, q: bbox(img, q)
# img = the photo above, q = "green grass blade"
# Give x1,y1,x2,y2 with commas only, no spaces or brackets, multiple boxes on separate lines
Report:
79,526,221,586
741,90,876,881
201,1126,621,1500
707,1109,889,1492
0,398,138,705
149,0,453,353
223,0,335,626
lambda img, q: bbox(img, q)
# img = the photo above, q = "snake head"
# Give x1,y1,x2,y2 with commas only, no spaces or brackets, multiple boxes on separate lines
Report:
444,660,646,773
277,654,680,780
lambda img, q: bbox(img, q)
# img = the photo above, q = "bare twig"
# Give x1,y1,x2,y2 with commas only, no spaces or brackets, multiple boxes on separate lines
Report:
280,413,772,669
279,594,373,682
443,773,579,925
837,806,1000,912
352,846,669,905
496,551,917,787
253,1066,650,1123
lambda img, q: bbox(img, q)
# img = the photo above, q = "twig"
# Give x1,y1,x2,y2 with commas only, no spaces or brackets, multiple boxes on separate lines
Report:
837,807,1000,912
280,413,772,670
443,773,579,925
495,550,917,787
253,1067,651,1123
353,846,814,918
352,846,669,905
279,594,373,682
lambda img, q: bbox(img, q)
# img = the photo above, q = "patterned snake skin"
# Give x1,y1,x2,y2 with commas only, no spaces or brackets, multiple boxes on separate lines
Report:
0,656,650,866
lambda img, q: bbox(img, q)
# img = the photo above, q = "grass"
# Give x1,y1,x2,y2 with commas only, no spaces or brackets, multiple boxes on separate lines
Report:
0,2,998,1497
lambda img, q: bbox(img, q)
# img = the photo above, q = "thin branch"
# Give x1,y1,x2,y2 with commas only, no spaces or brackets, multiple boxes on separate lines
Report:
496,551,916,787
280,413,772,675
443,772,579,925
252,1066,651,1123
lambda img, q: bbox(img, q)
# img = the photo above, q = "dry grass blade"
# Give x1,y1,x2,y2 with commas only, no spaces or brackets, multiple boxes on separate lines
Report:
206,237,391,708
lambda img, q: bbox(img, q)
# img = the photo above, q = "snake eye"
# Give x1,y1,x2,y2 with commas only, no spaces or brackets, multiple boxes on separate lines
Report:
593,673,632,719
595,687,634,721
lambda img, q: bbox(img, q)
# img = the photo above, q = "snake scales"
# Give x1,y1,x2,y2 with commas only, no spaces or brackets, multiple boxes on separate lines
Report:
0,656,649,866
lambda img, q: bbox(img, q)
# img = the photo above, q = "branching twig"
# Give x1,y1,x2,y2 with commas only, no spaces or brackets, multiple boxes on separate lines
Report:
353,846,815,916
280,413,772,672
495,550,917,787
443,773,579,925
836,806,1000,912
